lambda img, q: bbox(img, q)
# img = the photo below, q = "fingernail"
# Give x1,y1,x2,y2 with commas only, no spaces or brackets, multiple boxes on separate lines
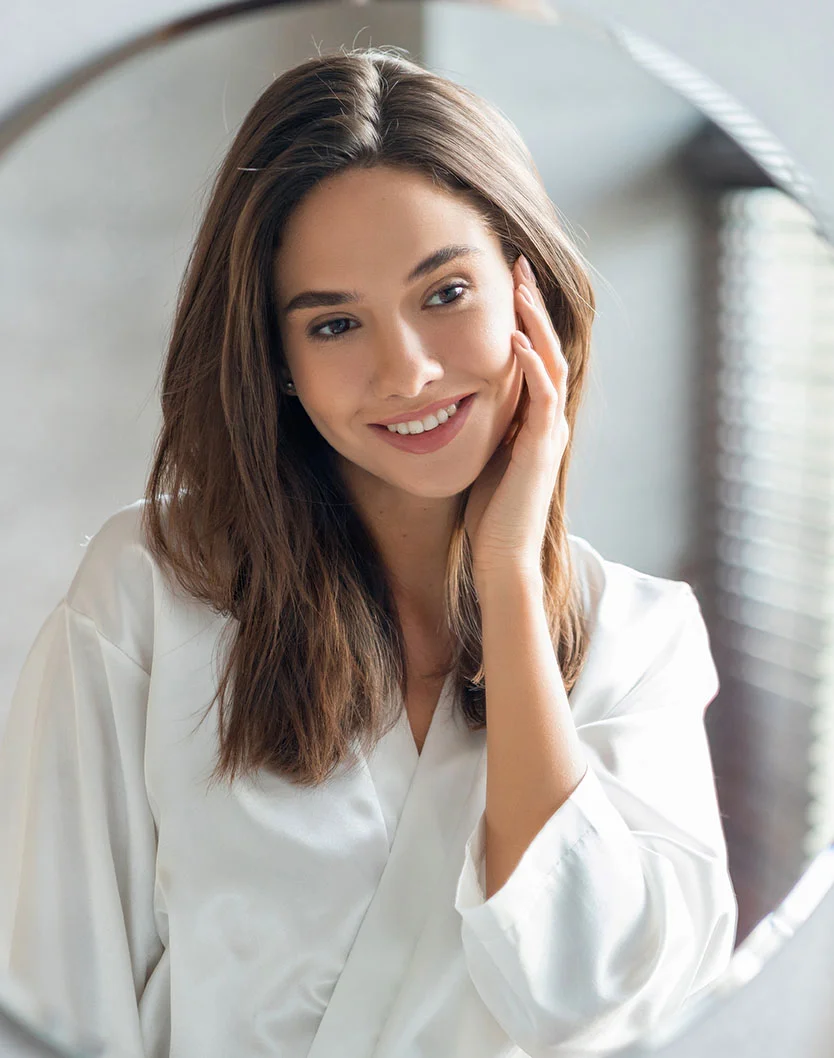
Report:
519,255,535,284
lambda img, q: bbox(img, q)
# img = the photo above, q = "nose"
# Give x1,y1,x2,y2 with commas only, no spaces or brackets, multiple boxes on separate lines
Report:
370,318,444,398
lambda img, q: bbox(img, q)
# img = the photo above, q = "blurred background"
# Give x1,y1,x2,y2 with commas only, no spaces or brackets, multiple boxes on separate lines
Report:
1,0,833,974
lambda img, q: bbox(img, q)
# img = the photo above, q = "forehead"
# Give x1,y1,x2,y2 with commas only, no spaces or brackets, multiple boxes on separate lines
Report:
275,166,501,284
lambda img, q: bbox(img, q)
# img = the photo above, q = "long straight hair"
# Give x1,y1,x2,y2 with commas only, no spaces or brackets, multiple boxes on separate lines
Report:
143,46,597,788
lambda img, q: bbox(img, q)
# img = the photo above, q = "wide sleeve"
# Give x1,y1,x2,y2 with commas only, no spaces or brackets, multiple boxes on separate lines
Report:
0,599,163,1058
453,582,738,1057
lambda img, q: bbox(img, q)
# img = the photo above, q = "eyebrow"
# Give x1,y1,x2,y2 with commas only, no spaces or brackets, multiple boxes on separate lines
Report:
281,244,483,316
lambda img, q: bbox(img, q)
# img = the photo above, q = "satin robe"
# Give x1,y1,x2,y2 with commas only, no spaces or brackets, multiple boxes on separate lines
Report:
0,501,738,1058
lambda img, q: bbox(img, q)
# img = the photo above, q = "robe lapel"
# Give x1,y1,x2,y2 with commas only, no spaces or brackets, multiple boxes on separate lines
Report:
304,673,486,1058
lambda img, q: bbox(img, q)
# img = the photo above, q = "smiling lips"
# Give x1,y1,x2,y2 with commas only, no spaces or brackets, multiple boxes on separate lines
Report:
373,392,474,427
370,392,476,454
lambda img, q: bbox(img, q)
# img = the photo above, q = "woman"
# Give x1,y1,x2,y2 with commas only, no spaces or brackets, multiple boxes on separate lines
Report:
0,46,737,1058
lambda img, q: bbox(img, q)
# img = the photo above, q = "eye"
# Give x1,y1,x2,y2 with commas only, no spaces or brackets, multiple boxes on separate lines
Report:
306,282,470,342
425,282,469,307
308,317,358,341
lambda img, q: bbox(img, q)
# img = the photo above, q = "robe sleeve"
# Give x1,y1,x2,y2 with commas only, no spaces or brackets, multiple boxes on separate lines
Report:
453,582,738,1056
0,599,163,1058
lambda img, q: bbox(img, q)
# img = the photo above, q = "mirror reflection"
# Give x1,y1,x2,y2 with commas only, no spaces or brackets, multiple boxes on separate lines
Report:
1,5,832,1057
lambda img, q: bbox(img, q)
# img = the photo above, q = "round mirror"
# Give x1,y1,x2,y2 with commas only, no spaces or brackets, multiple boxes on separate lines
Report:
1,3,832,1057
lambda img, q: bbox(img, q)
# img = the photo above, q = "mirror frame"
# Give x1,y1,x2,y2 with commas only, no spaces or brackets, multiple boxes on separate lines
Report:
1,3,832,1056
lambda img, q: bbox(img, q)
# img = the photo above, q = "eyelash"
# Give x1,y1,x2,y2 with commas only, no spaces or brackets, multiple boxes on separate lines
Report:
306,282,471,342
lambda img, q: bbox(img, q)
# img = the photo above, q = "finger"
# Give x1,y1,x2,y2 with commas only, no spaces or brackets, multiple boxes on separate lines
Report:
515,282,557,349
514,273,568,354
513,316,567,405
512,331,566,426
513,255,530,282
527,336,567,420
515,281,553,340
515,285,566,389
511,261,569,396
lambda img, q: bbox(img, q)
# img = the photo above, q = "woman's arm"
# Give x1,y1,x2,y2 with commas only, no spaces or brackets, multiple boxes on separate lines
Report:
455,577,738,1056
0,599,163,1058
477,567,587,899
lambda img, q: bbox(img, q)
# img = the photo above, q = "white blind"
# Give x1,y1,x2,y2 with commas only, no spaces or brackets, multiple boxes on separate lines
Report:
713,188,834,868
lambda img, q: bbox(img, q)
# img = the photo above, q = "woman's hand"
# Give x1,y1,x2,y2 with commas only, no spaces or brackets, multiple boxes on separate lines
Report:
464,254,570,581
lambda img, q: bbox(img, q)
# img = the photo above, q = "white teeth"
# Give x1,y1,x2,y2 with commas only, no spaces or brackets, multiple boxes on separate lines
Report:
387,401,460,434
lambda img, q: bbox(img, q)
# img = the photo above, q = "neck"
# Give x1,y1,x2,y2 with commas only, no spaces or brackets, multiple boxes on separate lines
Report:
340,460,463,629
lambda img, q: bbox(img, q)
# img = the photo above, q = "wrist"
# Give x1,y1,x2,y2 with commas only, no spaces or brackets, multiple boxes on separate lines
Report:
473,563,545,599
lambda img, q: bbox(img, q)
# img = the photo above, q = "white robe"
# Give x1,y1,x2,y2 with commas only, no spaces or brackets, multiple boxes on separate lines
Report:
0,501,738,1058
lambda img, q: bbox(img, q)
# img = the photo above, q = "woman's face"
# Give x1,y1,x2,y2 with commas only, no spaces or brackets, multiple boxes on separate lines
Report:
274,165,524,501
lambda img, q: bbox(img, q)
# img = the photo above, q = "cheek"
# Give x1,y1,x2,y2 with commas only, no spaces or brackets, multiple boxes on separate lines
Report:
299,384,349,427
297,376,371,448
452,306,514,373
288,350,354,414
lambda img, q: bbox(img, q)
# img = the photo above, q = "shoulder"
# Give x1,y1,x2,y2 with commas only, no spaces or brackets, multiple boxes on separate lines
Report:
567,534,715,720
63,500,161,671
567,533,696,629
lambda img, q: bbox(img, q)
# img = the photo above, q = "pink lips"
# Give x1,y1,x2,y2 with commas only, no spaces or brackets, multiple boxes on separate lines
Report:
372,392,474,427
370,392,476,454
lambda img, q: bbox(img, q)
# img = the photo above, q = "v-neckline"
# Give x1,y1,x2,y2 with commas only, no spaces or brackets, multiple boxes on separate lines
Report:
405,674,451,757
305,673,486,1058
401,670,453,765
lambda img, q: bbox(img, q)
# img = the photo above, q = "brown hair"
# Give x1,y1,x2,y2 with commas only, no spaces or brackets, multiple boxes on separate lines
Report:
143,46,596,788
